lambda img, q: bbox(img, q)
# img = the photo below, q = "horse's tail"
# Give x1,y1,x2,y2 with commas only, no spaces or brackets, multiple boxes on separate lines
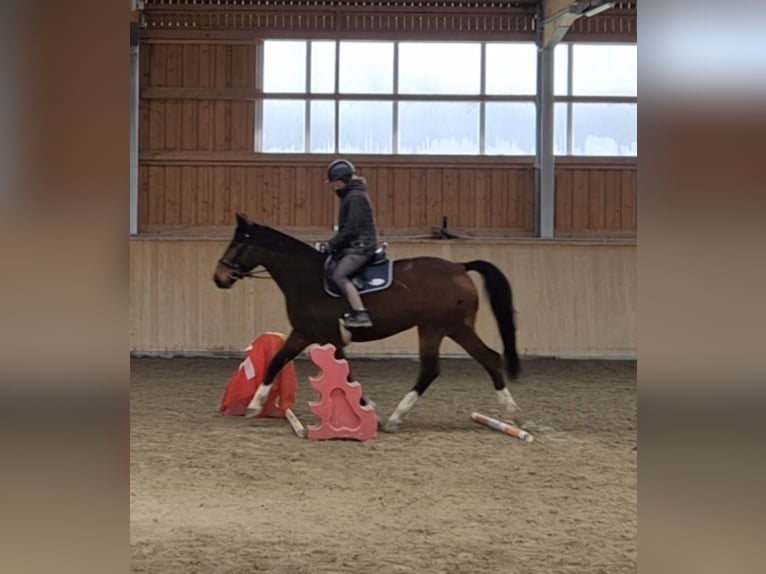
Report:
464,260,520,380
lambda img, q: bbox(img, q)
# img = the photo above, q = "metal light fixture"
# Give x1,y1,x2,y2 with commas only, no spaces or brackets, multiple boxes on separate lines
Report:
583,1,615,18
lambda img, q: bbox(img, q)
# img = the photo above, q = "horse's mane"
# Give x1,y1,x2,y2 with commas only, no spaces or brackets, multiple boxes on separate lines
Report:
250,224,322,260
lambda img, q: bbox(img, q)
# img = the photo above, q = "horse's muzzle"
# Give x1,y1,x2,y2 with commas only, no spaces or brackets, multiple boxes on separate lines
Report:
213,274,235,289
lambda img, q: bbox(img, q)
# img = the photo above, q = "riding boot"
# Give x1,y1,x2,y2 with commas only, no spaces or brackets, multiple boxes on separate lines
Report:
343,309,373,328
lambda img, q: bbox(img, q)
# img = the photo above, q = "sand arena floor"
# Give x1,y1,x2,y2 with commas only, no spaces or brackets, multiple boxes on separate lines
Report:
131,356,636,574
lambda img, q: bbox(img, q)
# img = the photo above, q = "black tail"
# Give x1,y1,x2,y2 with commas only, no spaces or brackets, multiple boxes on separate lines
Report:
464,260,521,379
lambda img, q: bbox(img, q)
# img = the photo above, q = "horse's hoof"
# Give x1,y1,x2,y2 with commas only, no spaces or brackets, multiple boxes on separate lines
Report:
508,409,525,427
382,420,400,433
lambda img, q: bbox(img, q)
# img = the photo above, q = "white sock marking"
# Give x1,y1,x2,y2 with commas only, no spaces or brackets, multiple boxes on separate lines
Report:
247,382,272,413
387,390,419,428
496,387,519,412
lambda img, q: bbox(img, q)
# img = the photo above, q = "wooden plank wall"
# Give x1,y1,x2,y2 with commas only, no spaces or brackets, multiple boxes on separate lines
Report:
554,161,637,238
139,43,256,152
138,40,636,238
138,154,537,236
130,237,636,359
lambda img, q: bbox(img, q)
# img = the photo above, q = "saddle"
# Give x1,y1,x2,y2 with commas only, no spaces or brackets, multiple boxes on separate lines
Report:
323,244,393,298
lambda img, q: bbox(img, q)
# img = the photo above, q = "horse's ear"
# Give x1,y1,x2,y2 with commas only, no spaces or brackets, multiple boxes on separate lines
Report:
236,212,255,227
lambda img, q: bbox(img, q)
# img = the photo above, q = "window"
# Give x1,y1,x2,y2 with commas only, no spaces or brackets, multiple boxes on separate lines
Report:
485,43,537,95
399,101,480,154
485,103,536,155
555,43,637,156
263,41,306,93
259,40,637,157
310,41,336,94
339,101,393,153
572,44,637,97
399,43,481,95
572,103,637,156
339,42,394,94
262,100,304,153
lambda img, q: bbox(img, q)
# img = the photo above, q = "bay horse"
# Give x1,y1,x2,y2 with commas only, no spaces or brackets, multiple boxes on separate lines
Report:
213,213,524,431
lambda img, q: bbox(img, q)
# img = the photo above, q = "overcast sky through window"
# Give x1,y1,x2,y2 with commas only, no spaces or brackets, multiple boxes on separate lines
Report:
261,41,636,156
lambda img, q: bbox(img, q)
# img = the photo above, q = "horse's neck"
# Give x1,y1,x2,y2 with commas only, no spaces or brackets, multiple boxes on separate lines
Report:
260,249,322,299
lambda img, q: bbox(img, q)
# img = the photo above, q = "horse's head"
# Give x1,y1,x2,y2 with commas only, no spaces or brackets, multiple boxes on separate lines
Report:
213,213,264,289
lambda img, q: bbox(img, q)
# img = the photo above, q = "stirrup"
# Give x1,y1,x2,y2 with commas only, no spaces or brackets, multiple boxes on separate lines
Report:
343,310,373,328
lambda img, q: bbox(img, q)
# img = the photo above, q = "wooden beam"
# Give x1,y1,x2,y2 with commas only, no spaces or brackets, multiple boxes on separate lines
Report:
140,88,547,102
142,88,260,101
138,151,538,167
542,1,618,47
542,0,581,48
546,0,581,19
138,151,635,168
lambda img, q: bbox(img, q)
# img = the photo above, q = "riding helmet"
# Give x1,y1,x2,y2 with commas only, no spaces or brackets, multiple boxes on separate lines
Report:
326,159,356,183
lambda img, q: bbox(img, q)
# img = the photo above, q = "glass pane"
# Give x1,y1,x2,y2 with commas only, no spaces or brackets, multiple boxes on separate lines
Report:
572,103,637,156
573,44,637,96
399,43,481,95
262,100,305,153
339,42,394,94
399,102,479,154
485,103,535,155
310,101,335,153
310,41,336,94
339,101,392,153
554,102,568,155
263,41,306,93
555,43,569,96
485,43,536,95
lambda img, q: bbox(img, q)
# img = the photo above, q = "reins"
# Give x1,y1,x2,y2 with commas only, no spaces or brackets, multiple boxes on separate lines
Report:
218,258,272,280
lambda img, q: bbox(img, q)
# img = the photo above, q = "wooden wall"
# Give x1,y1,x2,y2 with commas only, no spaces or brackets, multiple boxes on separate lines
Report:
139,43,257,152
139,154,537,236
131,3,637,361
136,3,637,240
137,37,634,238
130,237,636,359
555,160,637,238
139,1,636,44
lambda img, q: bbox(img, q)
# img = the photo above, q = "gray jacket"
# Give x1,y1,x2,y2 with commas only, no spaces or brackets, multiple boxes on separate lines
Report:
328,179,378,256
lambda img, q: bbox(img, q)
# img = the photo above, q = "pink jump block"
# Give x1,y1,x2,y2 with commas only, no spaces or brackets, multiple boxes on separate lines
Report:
307,344,378,442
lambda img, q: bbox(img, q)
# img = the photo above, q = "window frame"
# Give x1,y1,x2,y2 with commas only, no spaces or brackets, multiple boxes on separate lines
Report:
257,40,637,157
556,42,638,156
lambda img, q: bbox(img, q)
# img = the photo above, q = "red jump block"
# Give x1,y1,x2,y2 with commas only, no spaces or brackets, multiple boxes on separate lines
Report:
307,344,377,442
220,332,298,418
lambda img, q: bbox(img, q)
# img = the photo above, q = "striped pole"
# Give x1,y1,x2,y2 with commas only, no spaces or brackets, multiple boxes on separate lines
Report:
471,412,534,443
285,408,307,439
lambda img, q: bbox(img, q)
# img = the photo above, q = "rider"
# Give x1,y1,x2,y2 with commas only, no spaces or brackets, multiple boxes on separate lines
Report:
323,159,378,328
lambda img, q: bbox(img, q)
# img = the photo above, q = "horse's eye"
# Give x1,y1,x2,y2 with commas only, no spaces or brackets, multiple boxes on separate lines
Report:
243,233,250,239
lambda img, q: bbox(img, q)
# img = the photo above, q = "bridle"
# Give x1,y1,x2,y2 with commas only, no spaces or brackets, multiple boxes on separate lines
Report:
217,257,271,280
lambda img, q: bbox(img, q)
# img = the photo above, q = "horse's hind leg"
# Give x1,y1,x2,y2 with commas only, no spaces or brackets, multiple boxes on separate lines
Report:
383,327,443,432
245,330,311,418
333,346,375,409
449,327,524,425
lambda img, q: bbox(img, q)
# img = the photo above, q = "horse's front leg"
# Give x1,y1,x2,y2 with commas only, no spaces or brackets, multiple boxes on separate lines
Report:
245,330,311,418
383,327,443,432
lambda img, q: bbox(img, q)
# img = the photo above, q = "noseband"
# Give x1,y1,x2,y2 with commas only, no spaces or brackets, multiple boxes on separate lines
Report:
218,257,245,278
218,258,269,280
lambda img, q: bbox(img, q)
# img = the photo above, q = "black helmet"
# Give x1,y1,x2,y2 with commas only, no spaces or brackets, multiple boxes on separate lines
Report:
326,159,356,183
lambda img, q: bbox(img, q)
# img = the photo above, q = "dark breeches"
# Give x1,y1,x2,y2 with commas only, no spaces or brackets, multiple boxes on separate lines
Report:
330,253,371,290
